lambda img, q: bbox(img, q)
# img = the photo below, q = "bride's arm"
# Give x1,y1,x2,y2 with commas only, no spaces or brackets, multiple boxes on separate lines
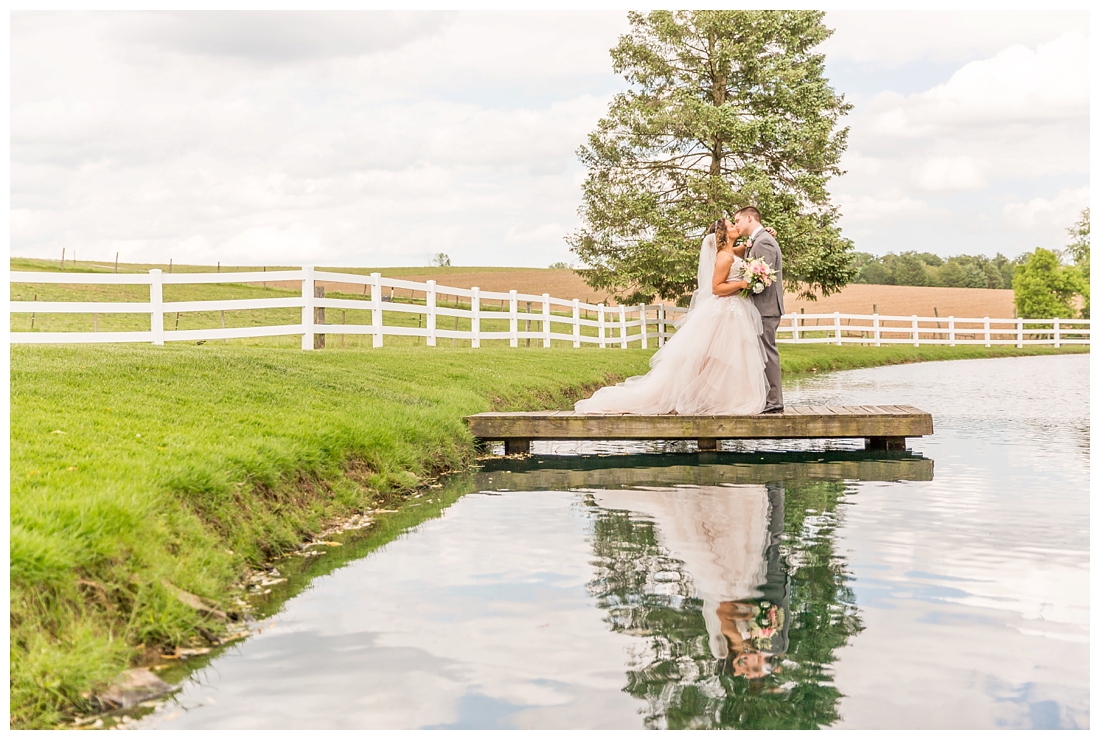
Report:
712,253,749,296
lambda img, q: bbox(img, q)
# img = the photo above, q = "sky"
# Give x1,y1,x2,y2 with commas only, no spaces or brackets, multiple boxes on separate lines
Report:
9,10,1091,268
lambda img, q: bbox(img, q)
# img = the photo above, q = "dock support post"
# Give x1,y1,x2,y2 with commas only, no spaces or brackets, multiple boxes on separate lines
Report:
504,439,530,455
866,436,906,451
697,438,718,452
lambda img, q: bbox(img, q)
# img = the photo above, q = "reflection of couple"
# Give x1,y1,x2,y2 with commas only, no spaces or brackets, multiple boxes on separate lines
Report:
590,484,787,679
576,207,785,416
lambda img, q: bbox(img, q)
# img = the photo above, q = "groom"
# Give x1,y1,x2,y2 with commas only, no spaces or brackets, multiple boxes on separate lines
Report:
732,207,784,414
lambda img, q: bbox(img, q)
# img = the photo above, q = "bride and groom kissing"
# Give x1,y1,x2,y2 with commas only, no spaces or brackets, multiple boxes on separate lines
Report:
575,206,784,416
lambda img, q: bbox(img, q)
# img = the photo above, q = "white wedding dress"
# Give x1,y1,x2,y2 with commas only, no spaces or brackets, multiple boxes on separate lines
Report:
575,235,769,415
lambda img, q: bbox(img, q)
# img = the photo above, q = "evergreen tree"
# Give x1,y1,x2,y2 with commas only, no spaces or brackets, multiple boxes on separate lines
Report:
569,10,855,304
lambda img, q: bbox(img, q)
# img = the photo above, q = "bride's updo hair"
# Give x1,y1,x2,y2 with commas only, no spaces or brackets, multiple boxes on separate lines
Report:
713,218,733,252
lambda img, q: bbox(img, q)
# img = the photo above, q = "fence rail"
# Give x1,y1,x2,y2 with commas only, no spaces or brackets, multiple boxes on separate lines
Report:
9,267,1091,348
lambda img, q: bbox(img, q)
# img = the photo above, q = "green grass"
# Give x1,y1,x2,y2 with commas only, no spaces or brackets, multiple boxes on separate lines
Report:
8,345,653,728
8,337,1088,727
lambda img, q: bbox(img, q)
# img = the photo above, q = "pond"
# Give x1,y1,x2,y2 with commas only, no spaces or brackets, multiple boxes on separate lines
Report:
134,354,1089,730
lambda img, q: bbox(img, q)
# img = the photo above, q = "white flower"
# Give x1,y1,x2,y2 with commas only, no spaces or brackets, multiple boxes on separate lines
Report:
753,284,765,294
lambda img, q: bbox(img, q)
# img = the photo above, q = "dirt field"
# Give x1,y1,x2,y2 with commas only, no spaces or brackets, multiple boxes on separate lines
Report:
784,283,1015,319
12,258,1017,318
354,268,1017,319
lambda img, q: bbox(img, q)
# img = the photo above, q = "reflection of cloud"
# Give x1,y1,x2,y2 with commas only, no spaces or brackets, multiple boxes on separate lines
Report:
139,491,651,730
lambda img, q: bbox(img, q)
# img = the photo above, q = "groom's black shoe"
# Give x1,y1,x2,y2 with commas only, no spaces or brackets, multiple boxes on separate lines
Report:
761,406,784,414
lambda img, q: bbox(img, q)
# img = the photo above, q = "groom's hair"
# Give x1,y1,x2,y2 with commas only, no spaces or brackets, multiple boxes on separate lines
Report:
734,206,762,223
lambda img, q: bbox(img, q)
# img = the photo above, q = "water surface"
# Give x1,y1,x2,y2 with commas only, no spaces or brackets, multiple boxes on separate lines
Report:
136,354,1089,730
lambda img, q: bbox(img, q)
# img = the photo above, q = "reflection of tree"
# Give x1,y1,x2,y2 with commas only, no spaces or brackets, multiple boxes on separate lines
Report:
585,481,862,730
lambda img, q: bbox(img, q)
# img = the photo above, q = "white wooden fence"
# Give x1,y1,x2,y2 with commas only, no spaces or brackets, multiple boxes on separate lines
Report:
9,267,1091,348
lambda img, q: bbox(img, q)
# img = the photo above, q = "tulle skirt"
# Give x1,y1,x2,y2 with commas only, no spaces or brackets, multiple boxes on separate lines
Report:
575,293,768,415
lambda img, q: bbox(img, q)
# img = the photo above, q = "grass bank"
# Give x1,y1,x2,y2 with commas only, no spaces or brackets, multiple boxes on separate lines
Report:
9,342,1087,727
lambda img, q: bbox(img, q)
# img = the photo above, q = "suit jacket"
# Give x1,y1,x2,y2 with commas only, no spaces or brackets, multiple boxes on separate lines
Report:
748,231,784,318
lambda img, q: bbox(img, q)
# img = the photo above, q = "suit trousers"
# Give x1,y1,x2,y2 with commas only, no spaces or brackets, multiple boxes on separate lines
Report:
760,315,783,410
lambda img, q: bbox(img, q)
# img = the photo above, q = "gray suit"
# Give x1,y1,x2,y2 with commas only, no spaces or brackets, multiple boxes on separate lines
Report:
748,230,784,410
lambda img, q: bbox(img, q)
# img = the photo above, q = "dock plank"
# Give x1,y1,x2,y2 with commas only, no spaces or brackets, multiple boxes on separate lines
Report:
466,405,934,444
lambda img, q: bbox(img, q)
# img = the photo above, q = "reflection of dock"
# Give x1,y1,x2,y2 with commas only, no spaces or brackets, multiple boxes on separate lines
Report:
467,406,933,455
473,449,933,490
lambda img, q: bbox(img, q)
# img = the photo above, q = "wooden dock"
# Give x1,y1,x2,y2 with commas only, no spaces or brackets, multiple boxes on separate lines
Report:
466,405,933,454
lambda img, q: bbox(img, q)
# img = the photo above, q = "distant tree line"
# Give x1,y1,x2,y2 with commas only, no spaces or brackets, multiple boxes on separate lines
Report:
849,251,1017,290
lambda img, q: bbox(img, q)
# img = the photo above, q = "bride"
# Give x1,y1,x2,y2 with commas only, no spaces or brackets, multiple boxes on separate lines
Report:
574,218,769,415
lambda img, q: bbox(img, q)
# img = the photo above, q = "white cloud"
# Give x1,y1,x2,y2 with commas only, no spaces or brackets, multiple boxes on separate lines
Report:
912,157,986,192
10,11,630,267
838,192,938,224
833,28,1088,258
821,10,1088,67
866,32,1088,137
1002,187,1090,232
9,11,1091,268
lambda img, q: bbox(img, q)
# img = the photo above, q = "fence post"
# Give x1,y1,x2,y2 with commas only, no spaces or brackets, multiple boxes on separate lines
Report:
371,273,383,347
619,305,628,348
425,280,437,347
948,316,955,347
1054,317,1061,348
834,311,842,346
572,299,581,348
314,285,326,350
912,315,919,347
149,269,164,346
509,290,518,348
598,304,606,348
541,294,551,348
872,313,880,347
789,314,798,343
639,304,648,349
1016,317,1023,348
658,305,666,347
301,265,315,350
984,317,991,347
471,287,481,348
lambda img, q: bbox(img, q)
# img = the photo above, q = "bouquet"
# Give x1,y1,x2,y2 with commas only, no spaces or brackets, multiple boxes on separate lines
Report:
739,257,776,298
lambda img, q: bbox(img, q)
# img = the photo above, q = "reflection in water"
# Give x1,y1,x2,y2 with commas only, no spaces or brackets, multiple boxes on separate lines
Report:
129,355,1087,730
586,480,860,730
